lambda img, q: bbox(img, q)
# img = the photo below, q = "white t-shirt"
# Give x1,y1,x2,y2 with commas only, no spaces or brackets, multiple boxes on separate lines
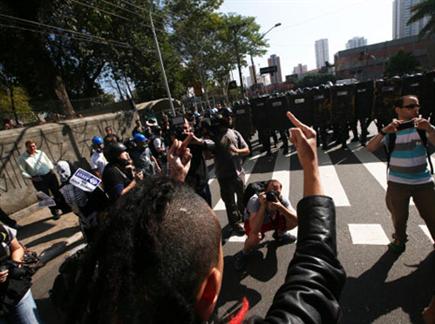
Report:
90,151,108,175
153,137,165,151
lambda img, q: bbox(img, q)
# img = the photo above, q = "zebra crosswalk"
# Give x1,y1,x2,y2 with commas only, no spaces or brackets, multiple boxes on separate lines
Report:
207,142,434,247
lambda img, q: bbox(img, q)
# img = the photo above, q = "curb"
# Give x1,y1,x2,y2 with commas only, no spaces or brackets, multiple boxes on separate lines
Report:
10,202,40,221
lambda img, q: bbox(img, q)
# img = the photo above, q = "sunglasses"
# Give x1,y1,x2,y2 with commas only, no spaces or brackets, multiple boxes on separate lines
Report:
402,104,420,109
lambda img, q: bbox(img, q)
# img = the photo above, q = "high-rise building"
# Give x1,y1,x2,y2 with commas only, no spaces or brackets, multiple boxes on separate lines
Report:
393,0,430,39
293,64,308,78
267,54,283,84
346,37,368,49
315,39,330,69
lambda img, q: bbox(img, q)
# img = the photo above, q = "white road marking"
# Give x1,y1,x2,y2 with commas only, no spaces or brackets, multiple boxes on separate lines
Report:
348,142,415,205
271,150,294,200
348,224,390,245
419,225,434,244
228,235,247,242
317,148,350,207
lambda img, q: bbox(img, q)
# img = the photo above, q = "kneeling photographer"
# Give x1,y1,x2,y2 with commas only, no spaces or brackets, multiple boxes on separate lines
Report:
234,179,298,270
0,224,41,323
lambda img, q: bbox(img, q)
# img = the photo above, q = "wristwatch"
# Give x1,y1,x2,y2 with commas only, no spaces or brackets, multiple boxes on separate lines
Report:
379,129,387,136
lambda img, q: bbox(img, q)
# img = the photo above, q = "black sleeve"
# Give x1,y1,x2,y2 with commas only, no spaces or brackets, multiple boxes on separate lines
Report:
102,167,127,201
248,196,346,324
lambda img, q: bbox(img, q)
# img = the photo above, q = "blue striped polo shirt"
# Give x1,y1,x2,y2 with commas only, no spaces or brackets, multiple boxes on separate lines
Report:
384,128,432,185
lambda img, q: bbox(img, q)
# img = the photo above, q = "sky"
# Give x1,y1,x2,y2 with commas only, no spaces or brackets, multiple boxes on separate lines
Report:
219,0,393,78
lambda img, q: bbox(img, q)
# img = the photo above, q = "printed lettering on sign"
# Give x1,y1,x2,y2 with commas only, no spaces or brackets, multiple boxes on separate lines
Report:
70,168,102,192
272,101,282,107
236,109,245,115
295,98,305,104
314,95,324,100
337,91,348,96
410,83,419,87
257,103,264,107
357,89,367,93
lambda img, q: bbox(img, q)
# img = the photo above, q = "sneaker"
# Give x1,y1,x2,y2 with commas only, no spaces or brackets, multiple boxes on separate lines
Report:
272,231,297,244
234,251,248,271
388,240,406,254
51,210,61,220
231,223,245,236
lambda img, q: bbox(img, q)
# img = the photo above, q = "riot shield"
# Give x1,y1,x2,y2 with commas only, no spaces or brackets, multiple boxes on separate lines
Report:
233,100,253,140
355,81,374,120
378,77,402,128
421,71,435,121
287,90,314,127
331,84,355,124
268,95,291,130
250,96,271,131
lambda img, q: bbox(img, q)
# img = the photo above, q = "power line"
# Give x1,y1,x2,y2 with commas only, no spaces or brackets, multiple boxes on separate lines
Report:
102,0,168,22
70,0,167,33
0,22,132,49
0,13,129,47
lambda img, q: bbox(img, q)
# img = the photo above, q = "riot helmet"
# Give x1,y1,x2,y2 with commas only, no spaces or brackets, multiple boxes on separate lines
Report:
104,142,128,164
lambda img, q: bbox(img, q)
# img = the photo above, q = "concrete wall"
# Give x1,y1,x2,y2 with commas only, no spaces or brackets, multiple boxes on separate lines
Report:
0,109,138,215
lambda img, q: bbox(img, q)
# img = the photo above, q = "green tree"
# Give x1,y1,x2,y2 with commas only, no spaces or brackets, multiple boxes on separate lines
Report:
384,50,420,77
408,0,435,37
167,0,267,101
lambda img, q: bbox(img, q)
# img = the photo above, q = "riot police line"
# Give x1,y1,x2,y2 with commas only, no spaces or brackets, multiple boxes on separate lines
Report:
231,71,435,150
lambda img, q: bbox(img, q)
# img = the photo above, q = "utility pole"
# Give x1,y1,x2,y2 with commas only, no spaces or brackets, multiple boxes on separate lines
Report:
231,24,245,98
148,6,176,116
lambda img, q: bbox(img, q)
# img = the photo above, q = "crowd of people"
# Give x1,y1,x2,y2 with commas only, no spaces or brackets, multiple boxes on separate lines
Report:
0,95,433,323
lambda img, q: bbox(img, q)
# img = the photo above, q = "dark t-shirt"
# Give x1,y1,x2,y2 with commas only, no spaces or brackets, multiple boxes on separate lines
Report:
186,144,209,190
102,164,131,201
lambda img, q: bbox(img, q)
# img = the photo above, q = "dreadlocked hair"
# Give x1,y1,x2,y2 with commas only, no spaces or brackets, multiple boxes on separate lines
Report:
68,176,222,324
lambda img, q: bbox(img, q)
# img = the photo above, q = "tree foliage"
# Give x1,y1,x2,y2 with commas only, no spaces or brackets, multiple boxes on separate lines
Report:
385,50,420,77
408,0,435,38
0,0,267,116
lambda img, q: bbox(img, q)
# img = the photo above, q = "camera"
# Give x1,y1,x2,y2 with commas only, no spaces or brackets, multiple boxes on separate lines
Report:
0,260,29,279
266,191,279,202
397,120,415,131
171,115,188,141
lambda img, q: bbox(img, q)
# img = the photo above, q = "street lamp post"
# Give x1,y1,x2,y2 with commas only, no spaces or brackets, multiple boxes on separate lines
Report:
231,24,245,98
251,23,281,88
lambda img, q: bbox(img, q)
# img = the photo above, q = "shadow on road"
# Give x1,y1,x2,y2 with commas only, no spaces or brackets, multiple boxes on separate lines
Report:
340,250,435,324
17,217,55,241
217,256,261,314
25,226,80,248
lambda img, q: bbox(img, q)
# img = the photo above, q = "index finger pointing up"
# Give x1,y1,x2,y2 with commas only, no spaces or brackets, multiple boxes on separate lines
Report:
287,111,303,128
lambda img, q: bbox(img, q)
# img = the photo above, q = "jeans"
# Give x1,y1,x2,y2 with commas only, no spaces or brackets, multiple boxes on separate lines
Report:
32,171,69,215
0,289,42,324
386,181,435,243
218,175,245,226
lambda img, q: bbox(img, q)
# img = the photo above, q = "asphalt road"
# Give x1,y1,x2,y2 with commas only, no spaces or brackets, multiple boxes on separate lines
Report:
25,132,435,324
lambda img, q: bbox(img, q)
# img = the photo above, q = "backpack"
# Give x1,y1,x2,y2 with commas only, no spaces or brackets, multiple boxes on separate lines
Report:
242,181,267,209
385,129,434,174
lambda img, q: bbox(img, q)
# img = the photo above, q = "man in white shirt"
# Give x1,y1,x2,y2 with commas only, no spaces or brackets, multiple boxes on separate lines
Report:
18,140,69,219
90,136,108,178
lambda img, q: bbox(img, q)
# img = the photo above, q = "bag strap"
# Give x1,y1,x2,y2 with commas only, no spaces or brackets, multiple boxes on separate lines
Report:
417,129,434,174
